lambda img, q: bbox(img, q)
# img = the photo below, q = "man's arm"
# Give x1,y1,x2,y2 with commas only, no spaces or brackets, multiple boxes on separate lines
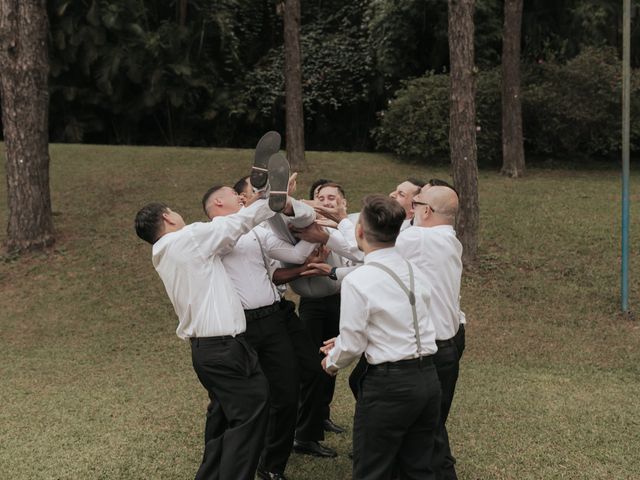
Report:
300,262,359,283
272,265,309,285
261,229,317,264
272,247,330,285
324,277,369,372
395,227,423,262
191,199,275,257
314,204,348,224
325,229,364,263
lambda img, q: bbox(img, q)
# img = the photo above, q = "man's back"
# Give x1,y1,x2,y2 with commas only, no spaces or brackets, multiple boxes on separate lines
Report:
396,225,462,340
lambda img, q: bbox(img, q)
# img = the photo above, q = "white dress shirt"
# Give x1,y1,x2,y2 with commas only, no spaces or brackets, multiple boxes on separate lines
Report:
324,219,364,263
326,228,365,263
396,225,463,340
152,200,275,339
222,225,316,309
326,247,437,370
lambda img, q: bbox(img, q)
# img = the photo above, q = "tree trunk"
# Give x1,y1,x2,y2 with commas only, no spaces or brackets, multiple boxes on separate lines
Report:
177,0,188,27
283,0,305,171
501,0,525,177
0,0,54,252
448,0,479,267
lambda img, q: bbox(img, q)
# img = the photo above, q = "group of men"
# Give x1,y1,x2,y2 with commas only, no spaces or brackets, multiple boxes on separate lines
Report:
134,132,466,480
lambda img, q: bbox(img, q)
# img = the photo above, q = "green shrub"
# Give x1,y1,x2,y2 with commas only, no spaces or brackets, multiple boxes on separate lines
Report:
374,47,640,163
372,73,450,159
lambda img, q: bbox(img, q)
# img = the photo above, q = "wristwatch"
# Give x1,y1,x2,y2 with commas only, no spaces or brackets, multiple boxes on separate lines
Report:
328,267,338,280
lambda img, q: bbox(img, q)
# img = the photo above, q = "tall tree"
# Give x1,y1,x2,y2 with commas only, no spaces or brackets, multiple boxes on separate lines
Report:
282,0,305,170
0,0,54,252
501,0,525,177
448,0,479,266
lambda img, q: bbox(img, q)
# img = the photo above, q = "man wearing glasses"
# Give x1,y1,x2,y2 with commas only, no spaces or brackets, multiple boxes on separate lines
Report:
396,185,464,480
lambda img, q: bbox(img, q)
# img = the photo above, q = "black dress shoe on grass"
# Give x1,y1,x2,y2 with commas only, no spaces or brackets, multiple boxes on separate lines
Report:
292,439,337,458
323,418,346,434
256,467,288,480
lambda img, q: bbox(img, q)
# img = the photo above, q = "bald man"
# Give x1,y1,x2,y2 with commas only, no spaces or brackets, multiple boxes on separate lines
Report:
396,185,464,480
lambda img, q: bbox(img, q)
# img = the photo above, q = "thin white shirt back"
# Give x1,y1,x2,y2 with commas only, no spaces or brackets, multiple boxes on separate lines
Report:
396,225,463,340
222,225,316,309
152,200,275,339
326,247,437,369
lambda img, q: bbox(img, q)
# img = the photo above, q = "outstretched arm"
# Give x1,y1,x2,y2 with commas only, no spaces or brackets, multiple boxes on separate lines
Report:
191,199,275,257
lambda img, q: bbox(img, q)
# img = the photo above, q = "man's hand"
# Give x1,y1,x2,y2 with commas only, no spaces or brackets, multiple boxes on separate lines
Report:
305,246,330,265
288,172,298,195
314,204,348,224
299,262,332,277
321,357,338,376
281,196,294,216
290,222,330,243
320,337,336,355
316,218,338,229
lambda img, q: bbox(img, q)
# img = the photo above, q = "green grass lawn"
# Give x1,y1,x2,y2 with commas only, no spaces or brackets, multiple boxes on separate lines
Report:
1,144,639,479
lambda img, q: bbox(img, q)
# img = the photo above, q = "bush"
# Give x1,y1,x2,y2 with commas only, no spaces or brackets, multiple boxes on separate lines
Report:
372,73,450,159
374,47,640,164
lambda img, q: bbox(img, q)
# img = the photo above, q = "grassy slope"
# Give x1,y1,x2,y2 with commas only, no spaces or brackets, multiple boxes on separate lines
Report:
1,144,639,479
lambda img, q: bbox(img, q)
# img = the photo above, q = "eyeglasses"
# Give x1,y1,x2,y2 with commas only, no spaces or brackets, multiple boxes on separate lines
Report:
411,200,431,211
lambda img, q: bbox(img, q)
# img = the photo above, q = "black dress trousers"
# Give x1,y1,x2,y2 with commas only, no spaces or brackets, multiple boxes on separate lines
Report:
298,293,341,424
280,299,325,442
244,307,299,474
432,340,461,480
353,362,441,480
191,335,269,480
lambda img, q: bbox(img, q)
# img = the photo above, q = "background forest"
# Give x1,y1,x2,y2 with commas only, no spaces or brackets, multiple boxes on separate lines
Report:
21,0,640,164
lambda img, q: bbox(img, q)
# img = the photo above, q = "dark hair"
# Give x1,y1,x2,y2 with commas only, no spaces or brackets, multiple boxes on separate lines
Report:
316,182,346,199
233,176,250,195
135,202,169,245
406,177,426,190
426,178,457,194
201,185,225,216
360,194,406,244
309,178,333,200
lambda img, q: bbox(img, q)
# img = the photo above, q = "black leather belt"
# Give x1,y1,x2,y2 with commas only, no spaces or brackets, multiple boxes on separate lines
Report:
244,301,281,321
190,333,244,346
368,356,433,371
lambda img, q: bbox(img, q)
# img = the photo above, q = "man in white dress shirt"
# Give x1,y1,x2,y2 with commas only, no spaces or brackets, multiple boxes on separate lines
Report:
134,196,277,480
322,194,441,480
396,185,463,480
289,182,356,455
389,177,426,230
201,183,318,480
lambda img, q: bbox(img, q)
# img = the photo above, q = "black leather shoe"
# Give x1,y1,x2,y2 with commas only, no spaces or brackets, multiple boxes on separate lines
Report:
256,466,288,480
323,418,346,434
292,439,338,458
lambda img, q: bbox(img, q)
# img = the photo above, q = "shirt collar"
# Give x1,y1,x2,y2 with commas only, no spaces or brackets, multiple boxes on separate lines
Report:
428,224,455,232
364,246,399,264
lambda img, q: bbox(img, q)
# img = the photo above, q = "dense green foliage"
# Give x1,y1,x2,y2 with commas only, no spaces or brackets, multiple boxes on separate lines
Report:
375,48,640,164
3,0,634,155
